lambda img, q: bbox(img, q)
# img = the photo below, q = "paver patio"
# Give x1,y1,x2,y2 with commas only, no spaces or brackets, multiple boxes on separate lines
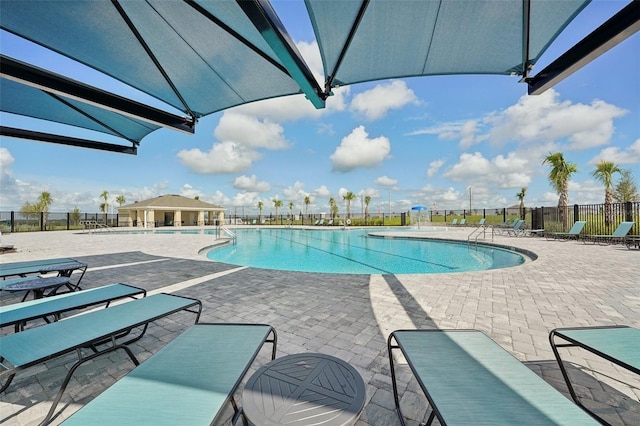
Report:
1,227,638,425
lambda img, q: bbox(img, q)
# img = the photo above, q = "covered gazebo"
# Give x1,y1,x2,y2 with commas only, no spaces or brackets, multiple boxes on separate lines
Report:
118,194,225,228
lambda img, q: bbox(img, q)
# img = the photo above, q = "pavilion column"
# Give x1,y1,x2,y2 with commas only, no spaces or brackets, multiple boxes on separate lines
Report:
197,211,205,226
147,210,155,228
174,210,182,227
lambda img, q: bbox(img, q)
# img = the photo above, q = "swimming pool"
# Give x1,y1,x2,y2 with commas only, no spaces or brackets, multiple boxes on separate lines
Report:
205,228,525,274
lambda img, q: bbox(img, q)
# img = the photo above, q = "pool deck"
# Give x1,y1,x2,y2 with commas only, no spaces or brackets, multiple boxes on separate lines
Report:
1,226,639,425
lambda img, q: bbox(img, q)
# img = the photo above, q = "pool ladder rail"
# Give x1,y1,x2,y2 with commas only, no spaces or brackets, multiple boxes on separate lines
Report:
220,226,237,245
467,224,494,245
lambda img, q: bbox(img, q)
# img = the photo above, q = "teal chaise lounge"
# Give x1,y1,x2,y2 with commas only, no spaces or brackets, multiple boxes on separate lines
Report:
388,329,598,425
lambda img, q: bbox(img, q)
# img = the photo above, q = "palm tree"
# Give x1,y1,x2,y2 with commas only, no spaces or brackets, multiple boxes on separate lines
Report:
304,195,311,222
329,197,336,221
100,190,109,224
257,201,264,223
37,191,53,230
343,191,356,218
116,195,126,207
273,198,283,222
542,152,577,230
516,187,527,220
591,160,621,227
288,201,294,223
364,195,371,224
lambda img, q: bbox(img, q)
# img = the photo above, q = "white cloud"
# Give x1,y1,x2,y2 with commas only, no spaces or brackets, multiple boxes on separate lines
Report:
231,191,261,208
283,181,306,201
179,184,201,199
331,126,391,172
590,139,640,165
484,90,627,149
312,185,331,199
177,141,261,174
215,112,288,150
427,159,445,177
374,175,398,187
350,81,419,120
444,151,532,189
408,89,627,151
233,175,271,192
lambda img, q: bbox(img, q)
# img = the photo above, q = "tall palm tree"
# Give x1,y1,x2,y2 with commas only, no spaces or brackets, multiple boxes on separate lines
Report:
116,195,126,207
37,191,53,230
329,197,336,220
304,195,311,222
288,201,294,223
542,152,577,230
591,160,621,227
273,198,283,222
516,187,527,220
257,201,263,223
100,190,109,224
364,195,371,224
343,191,356,218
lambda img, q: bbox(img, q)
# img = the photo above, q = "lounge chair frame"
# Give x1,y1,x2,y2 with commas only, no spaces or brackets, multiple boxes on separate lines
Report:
389,329,598,426
0,293,201,425
545,220,587,241
62,323,278,426
583,221,635,245
0,283,146,332
549,325,640,424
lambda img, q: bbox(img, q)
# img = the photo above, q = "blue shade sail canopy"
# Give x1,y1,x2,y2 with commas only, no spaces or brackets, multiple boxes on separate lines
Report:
305,0,591,89
2,0,637,155
411,206,428,211
1,71,160,144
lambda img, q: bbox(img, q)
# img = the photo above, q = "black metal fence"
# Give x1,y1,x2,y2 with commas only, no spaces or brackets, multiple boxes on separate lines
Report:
1,202,638,235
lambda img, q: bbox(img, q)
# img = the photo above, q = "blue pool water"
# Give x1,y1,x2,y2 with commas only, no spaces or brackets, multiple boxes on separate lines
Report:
206,228,525,274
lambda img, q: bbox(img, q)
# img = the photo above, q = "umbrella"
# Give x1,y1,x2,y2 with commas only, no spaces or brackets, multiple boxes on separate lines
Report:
411,206,428,228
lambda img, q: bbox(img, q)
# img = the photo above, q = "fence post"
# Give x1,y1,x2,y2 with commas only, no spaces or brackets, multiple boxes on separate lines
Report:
40,211,44,231
573,204,579,223
502,208,506,223
625,201,633,222
10,211,15,233
67,212,70,230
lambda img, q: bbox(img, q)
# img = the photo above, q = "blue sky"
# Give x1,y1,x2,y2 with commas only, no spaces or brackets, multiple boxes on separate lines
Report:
1,0,638,217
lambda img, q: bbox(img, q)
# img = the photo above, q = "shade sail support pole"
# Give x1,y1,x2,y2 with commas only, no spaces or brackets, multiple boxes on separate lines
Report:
0,55,195,134
238,0,327,109
527,1,640,95
325,0,369,92
0,127,137,155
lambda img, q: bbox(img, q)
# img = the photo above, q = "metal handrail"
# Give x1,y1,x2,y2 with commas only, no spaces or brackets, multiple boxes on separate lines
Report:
220,226,237,244
467,225,493,245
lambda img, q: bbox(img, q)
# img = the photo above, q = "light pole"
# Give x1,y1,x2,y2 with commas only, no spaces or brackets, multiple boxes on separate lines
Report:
468,186,472,213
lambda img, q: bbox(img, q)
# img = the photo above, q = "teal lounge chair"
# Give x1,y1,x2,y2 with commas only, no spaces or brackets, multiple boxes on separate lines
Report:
477,218,486,226
584,221,635,245
549,325,640,424
63,323,277,426
450,218,458,226
459,218,466,226
545,220,586,241
388,329,597,426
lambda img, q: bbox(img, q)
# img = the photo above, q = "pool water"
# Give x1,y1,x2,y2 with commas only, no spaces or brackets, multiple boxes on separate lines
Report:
206,228,525,274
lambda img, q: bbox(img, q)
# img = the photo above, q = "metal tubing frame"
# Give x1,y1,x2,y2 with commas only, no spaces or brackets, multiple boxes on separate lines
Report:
527,1,640,95
387,331,442,426
549,325,640,425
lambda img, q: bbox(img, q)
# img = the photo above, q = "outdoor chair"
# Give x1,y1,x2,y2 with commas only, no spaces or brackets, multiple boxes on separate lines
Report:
545,221,587,241
450,218,458,226
459,218,466,226
549,325,639,424
583,221,635,245
388,329,597,426
62,323,277,426
0,293,202,425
